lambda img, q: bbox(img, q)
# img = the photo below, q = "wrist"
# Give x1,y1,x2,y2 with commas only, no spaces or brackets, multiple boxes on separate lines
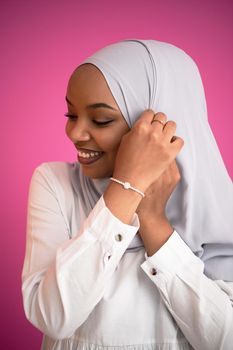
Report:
112,171,149,193
138,212,168,226
110,177,145,198
103,181,142,225
139,216,174,256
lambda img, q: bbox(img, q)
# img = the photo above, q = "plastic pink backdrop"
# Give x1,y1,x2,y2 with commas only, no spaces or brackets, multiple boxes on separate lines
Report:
1,0,232,348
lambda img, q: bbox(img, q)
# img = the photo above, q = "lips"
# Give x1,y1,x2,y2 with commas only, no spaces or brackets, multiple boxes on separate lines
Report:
77,148,104,165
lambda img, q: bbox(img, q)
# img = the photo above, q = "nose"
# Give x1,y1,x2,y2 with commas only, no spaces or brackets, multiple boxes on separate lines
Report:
66,119,91,143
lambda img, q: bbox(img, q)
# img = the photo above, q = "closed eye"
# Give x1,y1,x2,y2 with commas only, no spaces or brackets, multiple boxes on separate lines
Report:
64,113,114,125
64,113,76,120
93,120,114,125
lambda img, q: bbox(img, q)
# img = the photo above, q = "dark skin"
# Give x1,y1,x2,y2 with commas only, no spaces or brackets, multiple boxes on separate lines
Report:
65,64,184,255
65,63,130,179
136,160,181,255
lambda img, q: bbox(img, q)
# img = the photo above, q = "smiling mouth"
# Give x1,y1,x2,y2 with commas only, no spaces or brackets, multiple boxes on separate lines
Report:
77,151,104,164
78,149,103,158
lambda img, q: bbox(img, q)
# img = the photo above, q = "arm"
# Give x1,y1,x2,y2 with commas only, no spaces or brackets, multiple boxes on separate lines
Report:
140,220,233,350
21,164,140,340
22,110,182,340
137,160,233,349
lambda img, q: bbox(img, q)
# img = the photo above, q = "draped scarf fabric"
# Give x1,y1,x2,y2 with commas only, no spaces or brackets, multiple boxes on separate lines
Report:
71,39,233,281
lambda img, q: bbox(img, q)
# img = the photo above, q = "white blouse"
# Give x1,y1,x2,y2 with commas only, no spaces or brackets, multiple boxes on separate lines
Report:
21,162,233,350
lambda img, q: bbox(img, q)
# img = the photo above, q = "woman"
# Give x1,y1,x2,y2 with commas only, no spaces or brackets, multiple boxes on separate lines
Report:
21,39,233,349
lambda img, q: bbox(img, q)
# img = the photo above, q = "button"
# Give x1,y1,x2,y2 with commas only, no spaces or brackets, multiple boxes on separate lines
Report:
115,233,123,242
106,252,112,260
103,251,112,265
150,268,157,276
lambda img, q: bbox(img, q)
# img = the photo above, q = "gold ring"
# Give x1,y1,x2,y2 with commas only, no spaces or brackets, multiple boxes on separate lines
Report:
151,119,165,126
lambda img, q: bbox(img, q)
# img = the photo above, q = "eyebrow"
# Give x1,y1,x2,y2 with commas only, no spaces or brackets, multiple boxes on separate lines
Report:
65,96,118,111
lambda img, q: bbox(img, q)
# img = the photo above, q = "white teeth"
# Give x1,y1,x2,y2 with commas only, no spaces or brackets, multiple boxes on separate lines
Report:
79,151,102,158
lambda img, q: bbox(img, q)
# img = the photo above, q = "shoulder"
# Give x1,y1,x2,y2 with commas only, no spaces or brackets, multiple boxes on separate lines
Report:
28,162,82,236
32,161,79,179
30,161,81,194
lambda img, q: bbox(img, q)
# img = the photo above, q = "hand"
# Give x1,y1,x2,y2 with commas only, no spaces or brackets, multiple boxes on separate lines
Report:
113,110,184,193
136,160,181,255
136,159,181,223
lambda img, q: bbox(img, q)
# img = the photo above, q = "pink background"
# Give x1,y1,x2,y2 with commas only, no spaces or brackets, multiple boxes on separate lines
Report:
1,0,232,348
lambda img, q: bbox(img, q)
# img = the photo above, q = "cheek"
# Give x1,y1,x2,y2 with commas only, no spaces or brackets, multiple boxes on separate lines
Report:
65,122,71,137
101,133,123,153
101,123,130,155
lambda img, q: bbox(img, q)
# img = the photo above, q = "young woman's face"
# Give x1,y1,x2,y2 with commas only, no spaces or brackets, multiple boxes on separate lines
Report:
65,64,130,179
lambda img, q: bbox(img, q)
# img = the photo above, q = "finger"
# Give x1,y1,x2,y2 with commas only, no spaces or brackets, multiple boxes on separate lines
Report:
167,135,185,156
134,110,167,128
163,121,177,142
133,109,155,128
150,112,167,131
172,137,184,151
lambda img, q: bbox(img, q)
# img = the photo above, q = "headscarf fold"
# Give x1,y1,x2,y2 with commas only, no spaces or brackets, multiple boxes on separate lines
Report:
71,39,233,281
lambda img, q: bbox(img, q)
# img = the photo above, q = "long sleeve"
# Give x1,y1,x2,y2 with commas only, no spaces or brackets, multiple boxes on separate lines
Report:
141,231,233,350
21,165,140,340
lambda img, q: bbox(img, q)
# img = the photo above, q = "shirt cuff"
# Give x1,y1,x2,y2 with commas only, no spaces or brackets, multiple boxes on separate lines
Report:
82,194,140,253
140,230,204,282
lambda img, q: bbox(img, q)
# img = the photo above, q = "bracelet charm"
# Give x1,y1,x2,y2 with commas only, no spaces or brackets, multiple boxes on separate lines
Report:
123,182,130,189
110,177,145,198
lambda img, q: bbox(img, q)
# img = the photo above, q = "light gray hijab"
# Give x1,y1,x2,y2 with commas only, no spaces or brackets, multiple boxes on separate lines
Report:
71,39,233,281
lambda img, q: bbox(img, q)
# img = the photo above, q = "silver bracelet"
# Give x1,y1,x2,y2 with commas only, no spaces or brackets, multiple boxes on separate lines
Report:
110,177,145,198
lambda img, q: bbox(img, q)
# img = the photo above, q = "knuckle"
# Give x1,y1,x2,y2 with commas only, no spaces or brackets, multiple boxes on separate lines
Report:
134,122,148,134
139,109,155,120
150,131,160,141
144,108,155,115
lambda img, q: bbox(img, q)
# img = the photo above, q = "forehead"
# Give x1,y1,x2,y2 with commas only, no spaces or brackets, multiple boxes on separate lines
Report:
70,63,104,84
67,64,116,105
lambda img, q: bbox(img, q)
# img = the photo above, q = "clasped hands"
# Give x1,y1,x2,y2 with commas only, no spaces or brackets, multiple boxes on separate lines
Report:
113,109,184,253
